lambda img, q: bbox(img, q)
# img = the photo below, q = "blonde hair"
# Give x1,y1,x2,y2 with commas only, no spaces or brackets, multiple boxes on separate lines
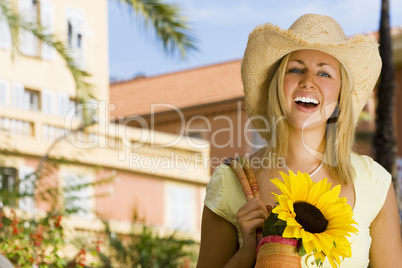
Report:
262,52,355,184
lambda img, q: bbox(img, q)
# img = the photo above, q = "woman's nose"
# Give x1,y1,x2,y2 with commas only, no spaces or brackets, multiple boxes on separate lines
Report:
299,72,316,89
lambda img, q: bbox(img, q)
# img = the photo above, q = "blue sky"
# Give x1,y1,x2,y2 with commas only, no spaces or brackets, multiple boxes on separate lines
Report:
108,0,402,81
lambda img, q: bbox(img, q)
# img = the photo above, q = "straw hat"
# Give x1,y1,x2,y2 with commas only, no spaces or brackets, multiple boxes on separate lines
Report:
241,14,382,139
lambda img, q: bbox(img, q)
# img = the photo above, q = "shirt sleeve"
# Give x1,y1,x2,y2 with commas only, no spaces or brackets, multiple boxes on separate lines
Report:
204,164,233,224
361,155,392,213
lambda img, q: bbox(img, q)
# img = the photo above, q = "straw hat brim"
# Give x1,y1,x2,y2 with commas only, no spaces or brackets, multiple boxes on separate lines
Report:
241,19,382,139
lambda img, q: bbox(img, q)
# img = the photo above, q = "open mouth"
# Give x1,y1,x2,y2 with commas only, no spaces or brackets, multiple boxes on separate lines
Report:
294,96,319,109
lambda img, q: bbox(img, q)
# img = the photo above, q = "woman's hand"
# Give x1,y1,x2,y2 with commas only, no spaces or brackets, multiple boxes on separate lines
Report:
235,197,269,251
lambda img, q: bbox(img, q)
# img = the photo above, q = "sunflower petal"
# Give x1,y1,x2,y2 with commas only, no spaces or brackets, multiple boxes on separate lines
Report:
316,185,341,210
271,178,291,198
306,178,328,205
283,226,296,238
303,240,314,254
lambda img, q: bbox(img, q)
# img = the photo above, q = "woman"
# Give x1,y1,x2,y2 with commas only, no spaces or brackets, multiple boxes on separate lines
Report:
197,14,402,267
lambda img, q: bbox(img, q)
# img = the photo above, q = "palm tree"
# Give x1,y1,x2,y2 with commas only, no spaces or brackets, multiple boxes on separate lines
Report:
0,0,197,124
373,0,397,188
116,0,197,58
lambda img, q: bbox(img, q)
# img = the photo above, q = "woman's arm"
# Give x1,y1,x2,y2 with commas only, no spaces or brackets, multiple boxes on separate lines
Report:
197,198,268,268
369,183,402,267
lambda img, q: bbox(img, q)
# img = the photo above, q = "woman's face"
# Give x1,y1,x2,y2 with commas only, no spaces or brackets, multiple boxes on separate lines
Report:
283,49,341,130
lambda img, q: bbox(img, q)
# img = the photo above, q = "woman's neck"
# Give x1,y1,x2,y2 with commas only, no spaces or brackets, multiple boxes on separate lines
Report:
282,126,326,173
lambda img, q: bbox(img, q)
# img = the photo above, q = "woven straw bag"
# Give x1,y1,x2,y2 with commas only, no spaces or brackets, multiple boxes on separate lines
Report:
255,235,301,268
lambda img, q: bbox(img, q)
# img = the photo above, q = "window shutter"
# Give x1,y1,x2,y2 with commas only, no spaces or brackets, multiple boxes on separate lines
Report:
2,117,10,132
66,7,85,69
57,92,70,116
75,11,85,69
42,124,49,140
12,82,25,109
0,80,9,106
41,0,54,60
48,125,55,140
41,89,54,114
19,166,35,212
19,0,38,56
0,6,11,49
167,185,194,231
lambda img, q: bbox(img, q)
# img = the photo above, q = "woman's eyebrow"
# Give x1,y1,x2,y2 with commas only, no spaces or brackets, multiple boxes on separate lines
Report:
289,59,305,65
317,63,333,67
290,60,336,69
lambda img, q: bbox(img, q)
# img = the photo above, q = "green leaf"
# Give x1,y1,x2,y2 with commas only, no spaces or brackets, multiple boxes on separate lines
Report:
315,258,323,267
2,216,12,226
298,243,306,257
262,212,280,236
274,219,287,226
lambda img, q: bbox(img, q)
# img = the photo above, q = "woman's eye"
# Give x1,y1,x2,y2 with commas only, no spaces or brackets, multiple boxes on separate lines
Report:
319,72,331,78
288,68,302,74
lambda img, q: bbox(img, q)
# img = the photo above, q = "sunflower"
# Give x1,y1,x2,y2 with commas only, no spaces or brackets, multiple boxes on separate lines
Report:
269,171,358,267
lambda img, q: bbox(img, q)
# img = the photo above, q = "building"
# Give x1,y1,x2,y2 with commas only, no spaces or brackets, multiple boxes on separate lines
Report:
0,0,209,252
110,60,267,173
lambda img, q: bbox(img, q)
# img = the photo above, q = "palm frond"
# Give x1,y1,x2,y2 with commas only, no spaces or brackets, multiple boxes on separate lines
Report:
118,0,198,59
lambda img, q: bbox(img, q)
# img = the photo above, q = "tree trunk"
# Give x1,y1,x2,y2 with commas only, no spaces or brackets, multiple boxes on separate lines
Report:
373,0,398,192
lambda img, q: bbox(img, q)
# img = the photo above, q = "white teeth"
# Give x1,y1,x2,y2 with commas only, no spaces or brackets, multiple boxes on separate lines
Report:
294,96,319,104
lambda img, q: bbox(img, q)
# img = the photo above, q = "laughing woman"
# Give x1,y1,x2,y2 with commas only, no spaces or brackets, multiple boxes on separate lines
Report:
197,14,402,268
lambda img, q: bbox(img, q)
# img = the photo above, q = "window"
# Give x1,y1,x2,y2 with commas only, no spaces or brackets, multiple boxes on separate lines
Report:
0,167,16,192
12,83,41,112
25,88,40,111
0,167,17,207
19,0,39,56
0,117,32,137
0,166,35,212
64,174,91,217
42,124,64,141
66,7,85,68
166,184,195,231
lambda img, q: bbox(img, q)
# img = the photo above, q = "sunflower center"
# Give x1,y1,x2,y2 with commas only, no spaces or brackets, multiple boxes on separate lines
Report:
294,202,328,233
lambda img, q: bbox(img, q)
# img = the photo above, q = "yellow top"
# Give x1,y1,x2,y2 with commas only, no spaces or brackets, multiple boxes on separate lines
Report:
204,154,391,268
